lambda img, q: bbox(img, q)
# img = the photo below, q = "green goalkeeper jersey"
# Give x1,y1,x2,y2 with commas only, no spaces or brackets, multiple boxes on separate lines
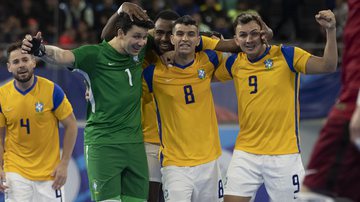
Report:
72,40,146,145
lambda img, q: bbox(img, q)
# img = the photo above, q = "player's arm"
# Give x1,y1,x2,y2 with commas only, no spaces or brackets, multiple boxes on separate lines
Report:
213,54,236,82
350,89,360,150
214,39,241,53
0,126,7,192
101,2,149,41
305,10,338,74
51,113,77,190
21,32,75,67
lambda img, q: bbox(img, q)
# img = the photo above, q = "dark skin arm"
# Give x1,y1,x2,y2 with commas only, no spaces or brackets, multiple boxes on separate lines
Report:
101,2,149,41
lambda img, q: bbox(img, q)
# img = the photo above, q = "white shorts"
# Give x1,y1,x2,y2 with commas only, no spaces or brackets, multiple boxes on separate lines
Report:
225,150,305,201
4,172,65,202
161,159,224,202
145,142,162,182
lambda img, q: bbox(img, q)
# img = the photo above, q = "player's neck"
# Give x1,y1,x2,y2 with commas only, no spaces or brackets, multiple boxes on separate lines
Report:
174,52,195,66
109,37,126,55
247,44,268,61
15,76,35,91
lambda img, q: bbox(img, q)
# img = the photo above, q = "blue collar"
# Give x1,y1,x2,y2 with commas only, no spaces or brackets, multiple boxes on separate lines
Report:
173,60,194,69
14,76,37,95
248,46,271,63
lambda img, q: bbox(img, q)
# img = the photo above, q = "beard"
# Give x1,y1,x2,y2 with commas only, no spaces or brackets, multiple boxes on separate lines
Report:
14,69,34,83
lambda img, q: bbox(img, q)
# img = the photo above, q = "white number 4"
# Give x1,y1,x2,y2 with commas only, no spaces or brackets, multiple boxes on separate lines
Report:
125,68,133,86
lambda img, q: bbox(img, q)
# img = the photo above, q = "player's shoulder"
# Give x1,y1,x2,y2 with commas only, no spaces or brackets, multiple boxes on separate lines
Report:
73,42,104,55
36,76,61,92
37,76,54,85
0,79,14,90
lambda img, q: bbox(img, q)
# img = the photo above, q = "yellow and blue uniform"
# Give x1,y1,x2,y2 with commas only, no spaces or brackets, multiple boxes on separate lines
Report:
141,36,220,144
0,76,73,180
215,45,311,155
143,50,223,167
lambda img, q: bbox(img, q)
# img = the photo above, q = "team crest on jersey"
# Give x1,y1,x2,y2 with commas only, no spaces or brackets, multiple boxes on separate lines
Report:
264,59,273,70
35,102,44,112
198,68,206,79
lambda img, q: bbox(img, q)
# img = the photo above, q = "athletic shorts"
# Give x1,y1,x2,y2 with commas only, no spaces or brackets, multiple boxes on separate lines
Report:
5,172,64,202
145,142,161,183
303,113,360,202
85,143,149,201
161,159,224,202
225,150,304,201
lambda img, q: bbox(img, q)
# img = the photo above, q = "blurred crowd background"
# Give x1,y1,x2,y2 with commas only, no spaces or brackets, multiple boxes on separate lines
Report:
0,0,346,122
0,0,348,52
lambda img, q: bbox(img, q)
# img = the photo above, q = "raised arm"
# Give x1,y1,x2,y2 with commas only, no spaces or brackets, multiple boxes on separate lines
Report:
51,113,77,190
21,32,75,67
305,10,338,74
101,2,149,41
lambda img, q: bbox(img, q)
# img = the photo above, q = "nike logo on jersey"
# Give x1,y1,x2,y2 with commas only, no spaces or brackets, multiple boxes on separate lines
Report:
164,78,174,82
108,62,116,66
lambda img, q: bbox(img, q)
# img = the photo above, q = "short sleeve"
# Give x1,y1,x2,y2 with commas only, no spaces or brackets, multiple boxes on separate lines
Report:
281,45,311,74
196,36,220,52
293,47,311,74
52,85,73,121
71,44,99,73
214,54,237,82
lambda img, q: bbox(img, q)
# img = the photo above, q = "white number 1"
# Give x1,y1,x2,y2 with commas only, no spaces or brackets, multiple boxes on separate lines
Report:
125,68,133,86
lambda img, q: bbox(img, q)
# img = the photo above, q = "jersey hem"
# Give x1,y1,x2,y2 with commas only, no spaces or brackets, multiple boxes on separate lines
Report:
162,153,221,167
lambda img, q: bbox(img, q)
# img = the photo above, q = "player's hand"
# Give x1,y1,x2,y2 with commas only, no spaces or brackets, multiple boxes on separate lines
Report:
21,31,46,56
256,15,273,45
0,169,8,192
260,29,272,46
350,106,360,151
160,51,175,67
119,2,149,21
315,10,336,30
51,162,68,190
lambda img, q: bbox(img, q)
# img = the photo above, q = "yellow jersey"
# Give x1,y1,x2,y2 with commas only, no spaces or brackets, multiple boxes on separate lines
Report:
143,50,223,166
215,45,311,155
141,36,220,144
0,76,73,180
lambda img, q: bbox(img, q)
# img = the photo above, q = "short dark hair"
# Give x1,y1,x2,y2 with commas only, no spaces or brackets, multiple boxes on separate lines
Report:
7,41,23,61
154,10,180,22
115,12,154,34
233,13,263,31
172,15,198,31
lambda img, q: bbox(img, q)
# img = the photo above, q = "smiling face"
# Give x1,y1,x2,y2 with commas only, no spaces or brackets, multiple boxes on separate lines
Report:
7,49,36,83
118,25,149,56
171,23,200,56
154,18,175,54
234,20,267,60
